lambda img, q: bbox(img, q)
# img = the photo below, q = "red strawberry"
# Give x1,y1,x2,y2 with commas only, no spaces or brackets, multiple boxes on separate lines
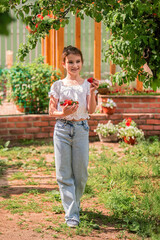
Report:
67,100,72,105
87,77,94,83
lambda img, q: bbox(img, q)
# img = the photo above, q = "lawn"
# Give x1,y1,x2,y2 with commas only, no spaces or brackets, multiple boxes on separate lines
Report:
0,138,159,240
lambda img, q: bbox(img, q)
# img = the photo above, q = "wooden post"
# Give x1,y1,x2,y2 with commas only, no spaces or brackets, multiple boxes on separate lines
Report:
45,35,50,64
56,27,64,78
136,76,143,91
94,21,101,80
136,66,143,91
75,11,81,49
110,61,116,75
49,29,53,66
53,29,56,69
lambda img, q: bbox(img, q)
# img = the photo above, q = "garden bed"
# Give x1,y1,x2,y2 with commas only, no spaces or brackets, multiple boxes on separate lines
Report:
0,94,160,142
0,112,160,142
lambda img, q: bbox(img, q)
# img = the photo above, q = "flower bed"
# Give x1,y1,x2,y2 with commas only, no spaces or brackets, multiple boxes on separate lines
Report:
0,89,160,142
0,112,160,142
98,95,160,114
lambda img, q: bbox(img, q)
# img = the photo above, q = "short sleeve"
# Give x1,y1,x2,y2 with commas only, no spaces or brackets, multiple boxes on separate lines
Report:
48,80,61,99
86,80,90,95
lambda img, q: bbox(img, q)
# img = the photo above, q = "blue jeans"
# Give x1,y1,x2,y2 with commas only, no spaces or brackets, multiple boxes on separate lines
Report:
53,119,89,222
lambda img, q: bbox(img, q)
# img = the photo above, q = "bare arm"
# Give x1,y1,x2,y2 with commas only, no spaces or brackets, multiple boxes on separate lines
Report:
49,96,79,118
87,79,99,114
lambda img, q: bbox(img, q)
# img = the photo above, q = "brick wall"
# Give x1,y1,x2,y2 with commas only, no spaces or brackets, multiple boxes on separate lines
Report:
0,95,160,142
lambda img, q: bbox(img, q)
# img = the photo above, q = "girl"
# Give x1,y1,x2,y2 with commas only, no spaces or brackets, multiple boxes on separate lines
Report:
49,45,99,227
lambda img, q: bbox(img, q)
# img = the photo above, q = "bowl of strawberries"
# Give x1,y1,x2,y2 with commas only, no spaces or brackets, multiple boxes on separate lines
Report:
60,99,79,109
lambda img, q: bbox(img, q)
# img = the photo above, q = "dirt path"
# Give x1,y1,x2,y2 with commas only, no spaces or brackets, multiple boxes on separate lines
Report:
0,142,141,240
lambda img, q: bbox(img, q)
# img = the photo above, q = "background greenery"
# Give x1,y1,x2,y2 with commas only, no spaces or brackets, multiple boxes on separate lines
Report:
1,56,60,113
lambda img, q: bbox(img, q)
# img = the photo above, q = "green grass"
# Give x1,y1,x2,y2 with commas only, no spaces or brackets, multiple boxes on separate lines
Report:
87,139,160,239
0,138,159,239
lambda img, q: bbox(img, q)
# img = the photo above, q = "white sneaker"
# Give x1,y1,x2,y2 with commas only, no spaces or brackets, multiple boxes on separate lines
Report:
66,219,79,228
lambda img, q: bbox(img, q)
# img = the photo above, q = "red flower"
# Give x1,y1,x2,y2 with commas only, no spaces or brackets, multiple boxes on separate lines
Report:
126,117,132,123
125,117,132,126
126,122,131,127
37,14,44,20
87,77,94,83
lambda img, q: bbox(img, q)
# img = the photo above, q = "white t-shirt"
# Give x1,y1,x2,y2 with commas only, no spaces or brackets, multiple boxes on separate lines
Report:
48,79,91,120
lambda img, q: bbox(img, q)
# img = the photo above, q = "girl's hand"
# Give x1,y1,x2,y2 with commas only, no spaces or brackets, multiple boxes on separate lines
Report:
90,79,99,93
62,103,79,116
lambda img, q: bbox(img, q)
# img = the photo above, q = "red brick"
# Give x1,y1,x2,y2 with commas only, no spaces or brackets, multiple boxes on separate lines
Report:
7,123,16,128
116,109,124,113
109,114,123,120
0,123,16,128
0,123,7,128
16,123,32,128
25,128,41,133
124,109,145,113
34,133,49,138
0,118,7,123
154,114,160,119
117,103,132,108
89,114,107,120
0,129,8,135
9,129,25,134
112,98,124,103
88,120,98,125
147,119,160,124
23,116,41,121
146,130,160,135
98,120,108,124
49,121,56,126
135,120,146,125
133,103,149,108
90,126,97,131
139,125,154,130
40,115,52,121
17,134,33,140
49,132,53,138
42,127,54,132
8,116,24,122
0,136,17,140
33,122,49,127
155,109,160,113
139,114,153,119
141,98,156,103
89,132,96,136
149,103,160,108
153,125,160,130
124,97,141,102
123,114,139,119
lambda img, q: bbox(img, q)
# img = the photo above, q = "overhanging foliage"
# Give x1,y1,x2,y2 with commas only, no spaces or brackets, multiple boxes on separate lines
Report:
1,0,160,89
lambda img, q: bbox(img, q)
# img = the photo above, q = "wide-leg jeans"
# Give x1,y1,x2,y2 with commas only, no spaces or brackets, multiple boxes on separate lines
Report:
53,119,89,222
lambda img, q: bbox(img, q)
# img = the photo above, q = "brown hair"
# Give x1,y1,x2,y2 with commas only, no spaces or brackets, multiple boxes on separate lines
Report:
62,45,84,64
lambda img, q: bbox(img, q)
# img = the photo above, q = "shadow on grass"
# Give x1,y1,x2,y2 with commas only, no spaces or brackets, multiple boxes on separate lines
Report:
80,209,124,234
0,186,59,198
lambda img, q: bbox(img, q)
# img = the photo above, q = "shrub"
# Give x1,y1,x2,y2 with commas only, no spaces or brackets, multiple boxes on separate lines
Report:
2,56,60,114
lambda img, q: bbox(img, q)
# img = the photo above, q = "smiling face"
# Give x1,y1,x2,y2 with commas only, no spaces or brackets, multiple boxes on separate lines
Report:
62,54,83,77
